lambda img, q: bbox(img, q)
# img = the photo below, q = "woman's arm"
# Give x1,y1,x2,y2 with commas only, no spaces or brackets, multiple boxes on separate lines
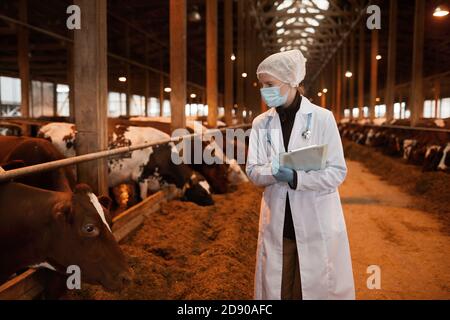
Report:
294,111,347,191
246,118,278,187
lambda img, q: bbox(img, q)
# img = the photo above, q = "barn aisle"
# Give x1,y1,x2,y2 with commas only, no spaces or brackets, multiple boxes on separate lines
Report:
64,158,450,300
342,160,450,300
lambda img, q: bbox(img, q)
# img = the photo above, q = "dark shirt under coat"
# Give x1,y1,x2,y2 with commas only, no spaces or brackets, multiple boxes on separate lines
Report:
276,91,301,240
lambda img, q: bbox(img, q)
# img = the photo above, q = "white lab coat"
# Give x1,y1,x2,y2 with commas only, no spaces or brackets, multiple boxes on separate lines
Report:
246,97,355,300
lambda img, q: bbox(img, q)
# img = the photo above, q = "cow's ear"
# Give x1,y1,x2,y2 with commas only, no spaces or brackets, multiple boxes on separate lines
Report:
52,200,73,224
98,195,112,211
98,195,114,228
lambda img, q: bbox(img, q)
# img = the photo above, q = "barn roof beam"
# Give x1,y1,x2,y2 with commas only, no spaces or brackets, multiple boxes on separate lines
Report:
0,12,206,92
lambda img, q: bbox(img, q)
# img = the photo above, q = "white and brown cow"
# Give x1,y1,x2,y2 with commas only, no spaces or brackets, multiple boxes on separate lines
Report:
39,123,214,206
130,117,249,188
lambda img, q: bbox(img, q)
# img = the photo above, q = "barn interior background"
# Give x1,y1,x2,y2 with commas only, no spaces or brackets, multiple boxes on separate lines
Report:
0,0,449,300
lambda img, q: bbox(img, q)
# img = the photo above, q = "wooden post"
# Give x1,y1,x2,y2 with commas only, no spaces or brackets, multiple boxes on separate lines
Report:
410,0,425,126
236,0,245,123
320,75,326,107
73,0,108,195
170,0,186,130
331,56,336,112
206,0,218,128
53,82,57,116
399,89,403,119
434,80,440,118
144,39,149,117
67,45,75,122
223,0,233,126
342,40,347,117
349,31,355,118
18,0,30,120
335,49,342,121
244,2,253,119
125,25,131,116
385,0,397,123
358,22,365,119
159,51,165,117
369,29,379,120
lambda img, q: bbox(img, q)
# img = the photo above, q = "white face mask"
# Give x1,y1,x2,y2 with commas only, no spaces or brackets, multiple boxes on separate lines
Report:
260,85,289,108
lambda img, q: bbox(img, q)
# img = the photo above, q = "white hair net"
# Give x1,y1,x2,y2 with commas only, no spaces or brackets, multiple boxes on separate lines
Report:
256,49,307,87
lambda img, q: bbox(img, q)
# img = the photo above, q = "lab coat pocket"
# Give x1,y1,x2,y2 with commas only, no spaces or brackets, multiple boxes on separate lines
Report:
314,191,345,239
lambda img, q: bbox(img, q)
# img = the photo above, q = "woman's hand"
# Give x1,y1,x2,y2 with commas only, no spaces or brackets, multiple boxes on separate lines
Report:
271,156,294,184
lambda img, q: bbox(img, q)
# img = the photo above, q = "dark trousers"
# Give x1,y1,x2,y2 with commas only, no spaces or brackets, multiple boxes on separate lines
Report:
281,237,302,300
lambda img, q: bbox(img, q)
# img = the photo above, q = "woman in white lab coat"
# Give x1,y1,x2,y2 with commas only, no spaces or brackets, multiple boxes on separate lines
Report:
246,49,355,300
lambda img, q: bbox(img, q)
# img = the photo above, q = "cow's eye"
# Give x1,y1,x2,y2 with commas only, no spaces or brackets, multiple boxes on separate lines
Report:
82,223,99,237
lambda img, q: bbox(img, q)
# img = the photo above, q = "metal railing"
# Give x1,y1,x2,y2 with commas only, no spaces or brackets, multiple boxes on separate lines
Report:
0,124,252,184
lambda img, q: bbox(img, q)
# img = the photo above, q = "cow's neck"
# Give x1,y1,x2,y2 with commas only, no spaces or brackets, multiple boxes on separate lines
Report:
0,182,69,281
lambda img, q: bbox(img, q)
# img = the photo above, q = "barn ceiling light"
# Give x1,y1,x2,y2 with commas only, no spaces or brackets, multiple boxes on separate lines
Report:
312,0,330,11
188,5,201,22
276,0,293,11
306,7,320,14
345,71,353,78
241,72,248,78
376,54,382,60
276,21,284,28
164,87,172,93
190,93,197,99
231,53,236,61
306,17,319,27
286,17,296,25
322,88,328,93
118,76,127,82
376,97,381,102
318,92,323,97
433,5,449,17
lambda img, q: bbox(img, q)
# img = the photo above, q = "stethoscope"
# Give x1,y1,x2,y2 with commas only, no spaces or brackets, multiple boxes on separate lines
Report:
302,113,312,140
265,112,312,152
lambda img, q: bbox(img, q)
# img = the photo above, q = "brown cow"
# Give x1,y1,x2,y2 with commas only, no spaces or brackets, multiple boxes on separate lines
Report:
0,182,131,290
0,136,75,192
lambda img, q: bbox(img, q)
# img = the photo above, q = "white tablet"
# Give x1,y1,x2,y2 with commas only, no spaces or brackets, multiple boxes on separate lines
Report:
279,144,328,172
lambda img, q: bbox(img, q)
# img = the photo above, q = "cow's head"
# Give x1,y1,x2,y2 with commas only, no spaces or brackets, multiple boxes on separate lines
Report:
183,173,214,206
197,140,229,194
142,144,214,206
47,184,131,291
